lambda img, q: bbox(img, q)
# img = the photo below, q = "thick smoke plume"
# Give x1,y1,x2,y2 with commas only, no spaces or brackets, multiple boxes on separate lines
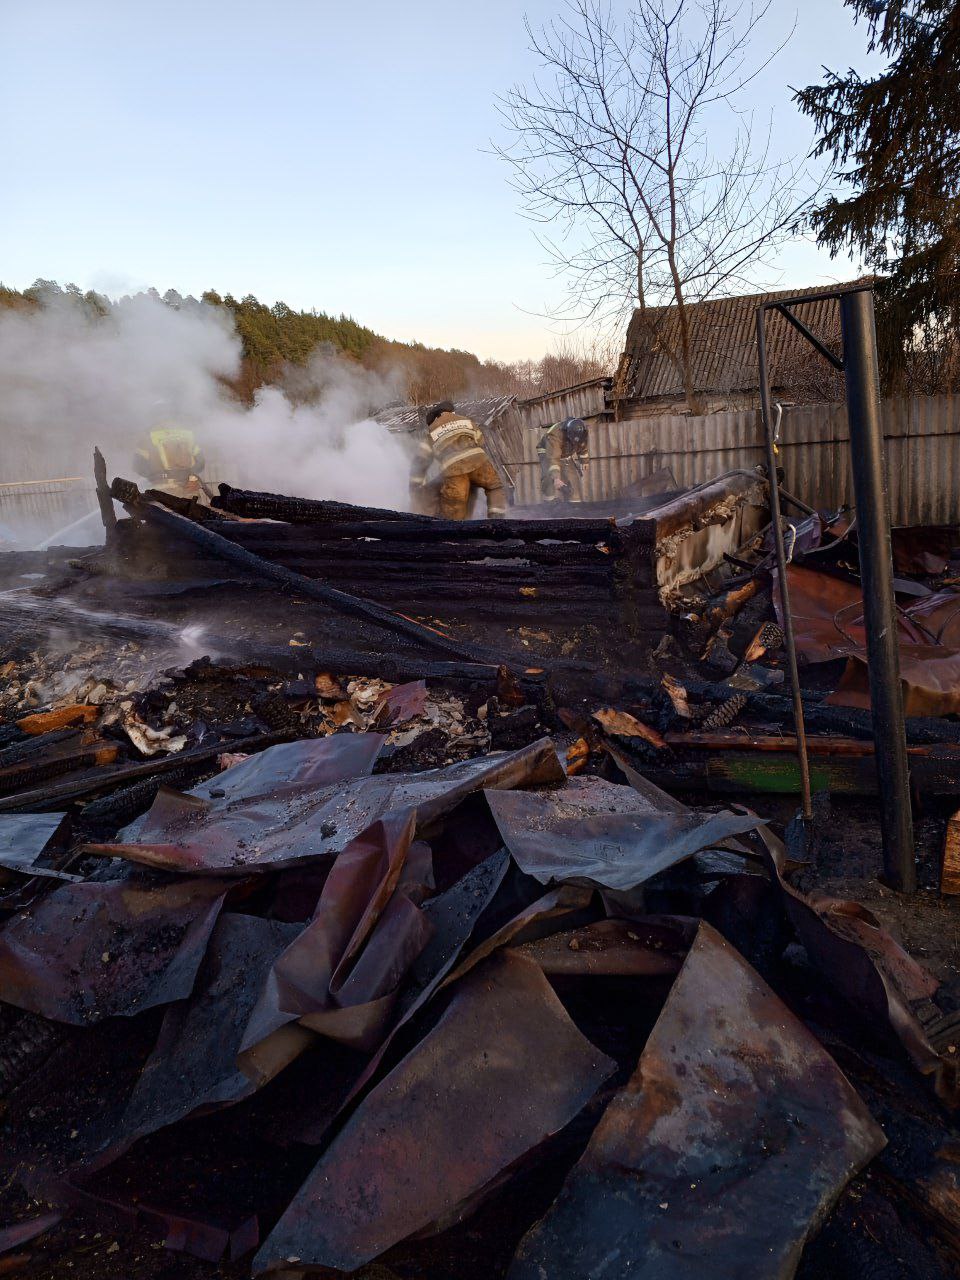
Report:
0,290,414,542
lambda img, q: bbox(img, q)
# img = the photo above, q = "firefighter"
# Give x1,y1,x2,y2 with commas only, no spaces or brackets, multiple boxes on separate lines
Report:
537,417,589,503
410,401,506,520
133,422,208,501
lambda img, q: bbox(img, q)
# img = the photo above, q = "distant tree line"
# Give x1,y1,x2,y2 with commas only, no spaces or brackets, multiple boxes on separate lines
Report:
0,281,610,406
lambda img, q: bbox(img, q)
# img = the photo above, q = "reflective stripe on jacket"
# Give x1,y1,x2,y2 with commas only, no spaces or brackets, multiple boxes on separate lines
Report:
536,421,589,474
411,413,489,484
134,427,203,483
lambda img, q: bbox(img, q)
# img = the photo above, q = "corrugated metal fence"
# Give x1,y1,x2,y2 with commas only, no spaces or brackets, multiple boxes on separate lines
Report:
0,477,99,546
7,394,960,538
506,395,960,524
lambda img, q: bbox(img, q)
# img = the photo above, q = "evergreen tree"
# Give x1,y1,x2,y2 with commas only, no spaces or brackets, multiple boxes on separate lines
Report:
795,0,960,381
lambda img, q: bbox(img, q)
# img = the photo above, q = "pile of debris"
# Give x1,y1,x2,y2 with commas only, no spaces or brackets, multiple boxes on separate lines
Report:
107,470,767,668
593,509,960,802
0,473,959,1280
0,731,957,1280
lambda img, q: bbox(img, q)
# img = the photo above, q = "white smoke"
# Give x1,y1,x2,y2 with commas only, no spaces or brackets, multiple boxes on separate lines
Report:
0,289,415,544
206,352,411,508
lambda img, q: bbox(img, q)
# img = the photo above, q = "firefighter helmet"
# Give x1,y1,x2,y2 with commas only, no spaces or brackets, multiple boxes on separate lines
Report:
563,418,588,449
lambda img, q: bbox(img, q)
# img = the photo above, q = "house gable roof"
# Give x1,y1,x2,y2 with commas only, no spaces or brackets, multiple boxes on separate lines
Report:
620,279,872,401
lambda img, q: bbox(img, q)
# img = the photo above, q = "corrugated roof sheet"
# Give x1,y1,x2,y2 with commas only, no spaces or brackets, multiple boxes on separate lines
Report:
620,280,872,401
516,377,613,409
374,396,517,433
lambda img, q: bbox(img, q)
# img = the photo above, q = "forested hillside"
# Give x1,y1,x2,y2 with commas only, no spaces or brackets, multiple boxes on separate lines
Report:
0,281,609,404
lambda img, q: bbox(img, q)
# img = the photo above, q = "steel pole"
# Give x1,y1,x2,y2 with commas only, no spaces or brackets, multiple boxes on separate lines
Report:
840,289,916,891
755,310,813,820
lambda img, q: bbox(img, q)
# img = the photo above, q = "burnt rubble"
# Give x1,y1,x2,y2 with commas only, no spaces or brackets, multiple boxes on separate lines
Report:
0,472,958,1280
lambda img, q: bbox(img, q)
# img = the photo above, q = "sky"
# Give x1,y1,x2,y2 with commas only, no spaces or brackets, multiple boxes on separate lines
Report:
0,0,879,361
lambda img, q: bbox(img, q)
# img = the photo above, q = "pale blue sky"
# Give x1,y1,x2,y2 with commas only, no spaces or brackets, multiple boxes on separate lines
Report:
1,0,876,360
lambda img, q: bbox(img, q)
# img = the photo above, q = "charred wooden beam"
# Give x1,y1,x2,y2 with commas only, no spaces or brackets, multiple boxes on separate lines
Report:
213,485,433,524
0,738,120,796
242,560,622,587
205,527,619,567
211,515,630,546
638,730,960,797
228,639,548,696
93,446,117,536
210,485,630,544
128,496,511,667
0,730,293,814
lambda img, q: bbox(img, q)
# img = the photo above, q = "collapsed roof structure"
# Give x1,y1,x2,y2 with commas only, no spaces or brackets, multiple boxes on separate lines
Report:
0,441,959,1280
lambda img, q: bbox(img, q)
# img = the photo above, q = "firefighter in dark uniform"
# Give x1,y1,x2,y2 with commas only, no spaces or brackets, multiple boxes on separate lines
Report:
537,417,589,503
410,401,506,520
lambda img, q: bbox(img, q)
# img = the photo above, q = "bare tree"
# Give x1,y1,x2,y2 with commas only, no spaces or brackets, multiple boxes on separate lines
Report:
497,0,810,411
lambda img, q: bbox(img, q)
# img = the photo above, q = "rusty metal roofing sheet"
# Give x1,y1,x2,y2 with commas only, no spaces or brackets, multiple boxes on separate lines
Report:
0,812,78,881
253,949,616,1275
85,913,305,1165
750,820,960,1109
486,784,763,891
510,920,885,1280
89,737,563,877
0,876,229,1024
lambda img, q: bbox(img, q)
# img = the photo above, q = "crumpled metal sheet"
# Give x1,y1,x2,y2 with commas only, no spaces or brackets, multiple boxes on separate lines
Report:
291,813,423,1012
486,780,763,891
85,913,305,1166
253,950,616,1275
238,811,434,1060
510,921,885,1280
776,565,932,663
0,1211,61,1254
86,734,386,875
781,564,960,654
826,646,960,716
904,585,960,646
748,819,960,1109
88,736,563,876
0,877,229,1024
270,849,514,1149
600,741,765,879
295,853,575,1146
778,565,960,712
0,812,79,881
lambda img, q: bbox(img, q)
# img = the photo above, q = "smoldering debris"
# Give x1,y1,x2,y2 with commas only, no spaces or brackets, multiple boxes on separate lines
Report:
0,482,959,1280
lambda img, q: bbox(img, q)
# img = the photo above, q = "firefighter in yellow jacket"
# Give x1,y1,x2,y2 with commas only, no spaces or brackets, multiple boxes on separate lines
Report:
134,422,208,501
410,401,506,520
537,417,589,503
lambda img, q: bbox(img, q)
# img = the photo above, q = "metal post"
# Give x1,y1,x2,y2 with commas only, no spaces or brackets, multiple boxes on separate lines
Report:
755,311,813,820
840,290,916,891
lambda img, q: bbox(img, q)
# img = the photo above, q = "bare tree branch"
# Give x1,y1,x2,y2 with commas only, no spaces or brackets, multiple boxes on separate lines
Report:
494,0,815,410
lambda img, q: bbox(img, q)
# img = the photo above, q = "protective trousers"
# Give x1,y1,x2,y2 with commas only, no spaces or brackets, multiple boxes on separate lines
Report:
538,455,586,503
439,458,506,520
